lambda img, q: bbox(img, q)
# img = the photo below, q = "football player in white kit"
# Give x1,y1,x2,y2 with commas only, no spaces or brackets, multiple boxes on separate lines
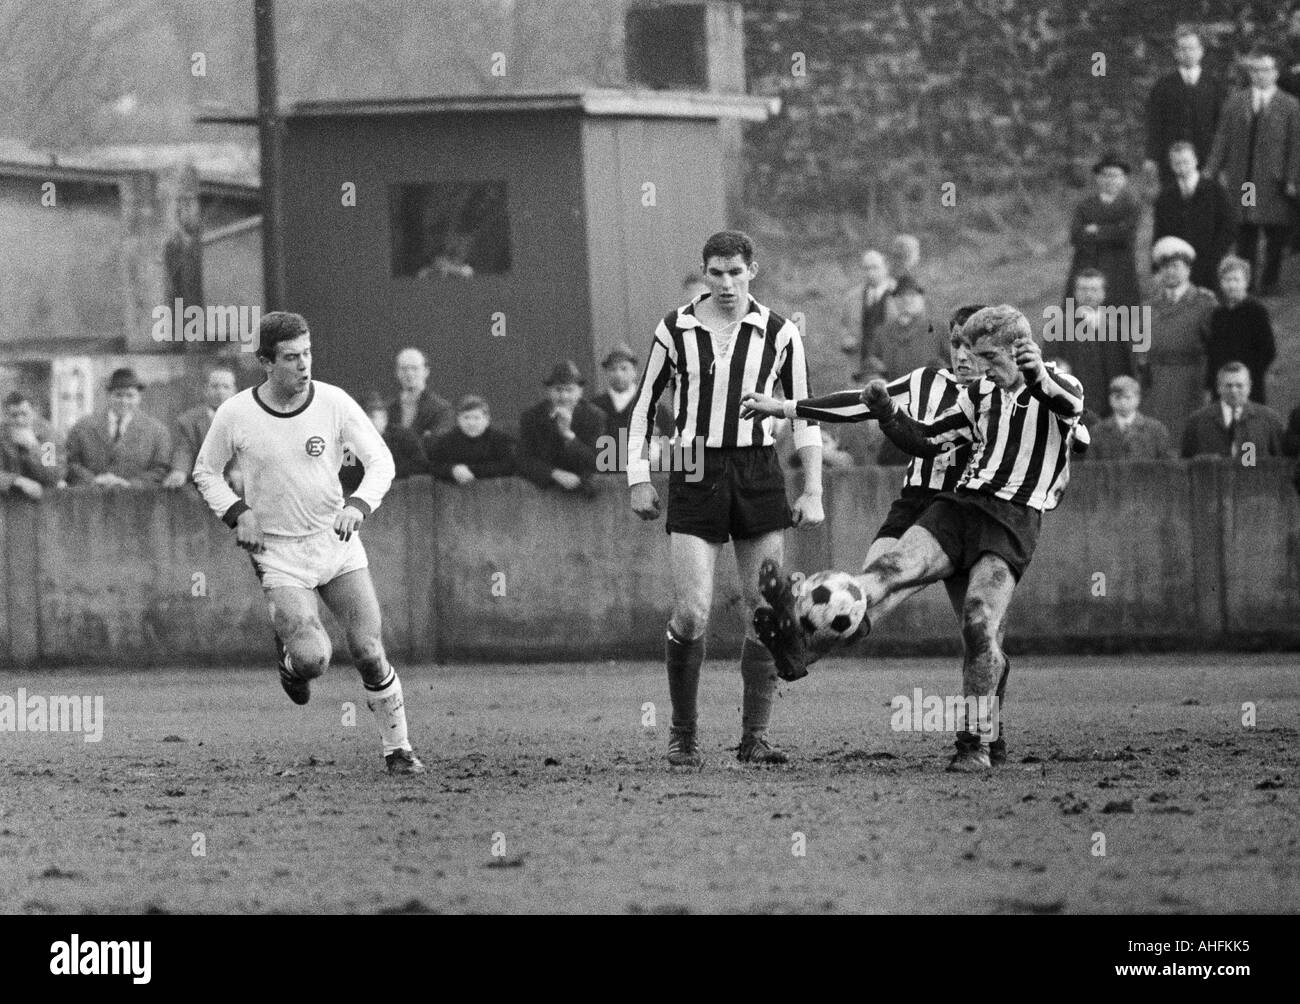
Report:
192,311,425,775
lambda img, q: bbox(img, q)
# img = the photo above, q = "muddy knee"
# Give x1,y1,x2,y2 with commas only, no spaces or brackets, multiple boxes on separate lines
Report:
285,620,330,679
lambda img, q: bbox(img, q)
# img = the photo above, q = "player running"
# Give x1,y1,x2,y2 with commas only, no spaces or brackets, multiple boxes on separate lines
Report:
192,311,426,775
627,230,824,768
752,305,1084,771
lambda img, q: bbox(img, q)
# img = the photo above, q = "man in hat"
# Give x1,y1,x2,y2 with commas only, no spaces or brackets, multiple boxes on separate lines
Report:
1153,142,1234,290
66,367,171,487
1139,236,1218,441
590,343,674,451
1204,46,1300,295
517,360,608,495
1065,154,1142,309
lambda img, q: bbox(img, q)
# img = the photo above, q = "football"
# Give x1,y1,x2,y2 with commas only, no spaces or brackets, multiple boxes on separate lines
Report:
794,570,867,647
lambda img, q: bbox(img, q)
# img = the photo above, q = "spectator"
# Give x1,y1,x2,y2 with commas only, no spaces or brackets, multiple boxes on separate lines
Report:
1,391,62,498
854,275,944,381
682,272,709,303
517,360,607,496
427,395,517,485
66,368,170,487
1140,236,1218,443
339,392,430,495
888,234,922,286
1085,376,1173,461
1066,154,1142,310
1181,362,1286,459
1153,142,1234,290
841,249,897,377
1204,46,1300,296
590,343,673,440
1203,256,1276,404
1279,3,1300,101
1144,26,1226,189
1284,401,1300,456
163,366,239,490
389,347,454,447
1057,269,1135,417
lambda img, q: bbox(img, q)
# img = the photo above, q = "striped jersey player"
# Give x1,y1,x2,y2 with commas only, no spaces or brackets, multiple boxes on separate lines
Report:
753,305,1084,773
626,230,824,769
191,311,425,775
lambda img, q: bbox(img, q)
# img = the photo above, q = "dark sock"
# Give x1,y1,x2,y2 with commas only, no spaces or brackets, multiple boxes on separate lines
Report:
665,625,703,733
740,636,777,739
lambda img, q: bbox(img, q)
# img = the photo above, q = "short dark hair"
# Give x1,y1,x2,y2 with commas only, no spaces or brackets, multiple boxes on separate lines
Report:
1248,45,1280,67
257,311,310,362
457,394,490,415
702,230,755,266
1217,361,1250,382
948,304,986,334
3,391,30,408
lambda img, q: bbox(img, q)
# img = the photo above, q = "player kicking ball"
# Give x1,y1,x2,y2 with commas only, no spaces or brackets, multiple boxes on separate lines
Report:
748,306,1083,771
626,230,823,768
740,304,1014,764
192,311,426,775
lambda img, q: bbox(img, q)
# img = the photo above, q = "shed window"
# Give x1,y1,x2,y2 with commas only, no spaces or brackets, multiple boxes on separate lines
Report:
389,181,511,278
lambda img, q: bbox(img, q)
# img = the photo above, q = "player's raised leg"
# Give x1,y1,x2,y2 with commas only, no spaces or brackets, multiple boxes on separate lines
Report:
318,568,425,775
266,585,332,705
948,554,1016,772
665,532,717,768
733,530,788,764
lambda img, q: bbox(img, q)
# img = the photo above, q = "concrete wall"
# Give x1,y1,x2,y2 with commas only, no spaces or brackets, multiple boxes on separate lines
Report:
1,459,1297,668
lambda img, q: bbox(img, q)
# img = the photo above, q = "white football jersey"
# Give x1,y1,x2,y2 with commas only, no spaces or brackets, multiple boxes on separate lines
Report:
193,381,394,536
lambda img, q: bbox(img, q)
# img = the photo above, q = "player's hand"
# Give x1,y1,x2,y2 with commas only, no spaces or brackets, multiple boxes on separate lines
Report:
740,391,783,420
552,408,574,439
93,472,131,488
790,491,824,528
1014,337,1045,382
860,379,893,420
451,463,475,485
162,469,188,490
236,509,265,554
630,482,661,520
1084,223,1099,235
551,469,582,491
334,504,364,541
13,476,42,500
8,425,39,450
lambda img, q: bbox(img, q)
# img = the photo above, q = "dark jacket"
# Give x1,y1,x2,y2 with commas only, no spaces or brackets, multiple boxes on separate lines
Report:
1084,413,1173,461
1066,191,1143,309
0,428,63,492
339,425,429,495
516,399,608,488
426,427,517,482
1152,175,1234,290
66,410,171,486
1202,298,1276,403
1204,88,1300,226
1145,70,1226,184
388,388,455,445
591,390,674,439
1180,400,1286,459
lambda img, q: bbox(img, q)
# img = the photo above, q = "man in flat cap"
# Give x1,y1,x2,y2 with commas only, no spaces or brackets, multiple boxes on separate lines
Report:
66,367,171,487
1065,153,1142,310
517,360,608,496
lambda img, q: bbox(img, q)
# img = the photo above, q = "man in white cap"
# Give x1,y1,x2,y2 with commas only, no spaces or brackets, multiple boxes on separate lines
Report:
1139,236,1218,442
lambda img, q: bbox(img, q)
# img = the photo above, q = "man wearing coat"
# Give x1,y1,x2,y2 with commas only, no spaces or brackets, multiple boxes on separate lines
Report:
1066,154,1142,309
388,347,454,448
517,360,608,496
1181,363,1287,459
1153,142,1235,290
1144,27,1226,189
1204,47,1300,296
163,365,239,489
66,367,171,487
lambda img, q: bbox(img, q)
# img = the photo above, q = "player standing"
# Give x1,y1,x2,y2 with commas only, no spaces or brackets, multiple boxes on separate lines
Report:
627,231,824,767
755,305,1083,771
192,311,425,775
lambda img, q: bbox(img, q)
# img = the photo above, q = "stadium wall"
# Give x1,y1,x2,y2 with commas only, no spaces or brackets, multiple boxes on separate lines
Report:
1,459,1297,668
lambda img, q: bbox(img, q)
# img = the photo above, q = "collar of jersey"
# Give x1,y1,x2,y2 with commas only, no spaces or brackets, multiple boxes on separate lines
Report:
253,380,315,418
677,294,765,331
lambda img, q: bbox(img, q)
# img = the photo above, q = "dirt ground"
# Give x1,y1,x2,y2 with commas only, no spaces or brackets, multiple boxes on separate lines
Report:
1,654,1296,914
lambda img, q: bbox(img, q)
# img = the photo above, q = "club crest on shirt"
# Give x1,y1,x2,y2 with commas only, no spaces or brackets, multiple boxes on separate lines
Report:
305,436,326,457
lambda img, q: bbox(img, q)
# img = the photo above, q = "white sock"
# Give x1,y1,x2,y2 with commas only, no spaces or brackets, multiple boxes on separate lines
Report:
364,669,412,755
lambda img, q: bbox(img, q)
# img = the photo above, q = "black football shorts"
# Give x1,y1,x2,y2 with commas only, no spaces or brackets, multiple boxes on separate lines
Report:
666,446,792,544
913,489,1042,580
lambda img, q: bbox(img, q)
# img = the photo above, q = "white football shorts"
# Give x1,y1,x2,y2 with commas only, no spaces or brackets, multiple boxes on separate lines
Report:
251,529,369,591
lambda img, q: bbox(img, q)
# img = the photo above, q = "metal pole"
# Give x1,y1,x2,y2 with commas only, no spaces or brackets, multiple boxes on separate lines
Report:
254,0,286,311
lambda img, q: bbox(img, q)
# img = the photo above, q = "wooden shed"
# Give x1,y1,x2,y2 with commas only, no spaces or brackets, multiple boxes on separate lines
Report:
271,90,778,425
